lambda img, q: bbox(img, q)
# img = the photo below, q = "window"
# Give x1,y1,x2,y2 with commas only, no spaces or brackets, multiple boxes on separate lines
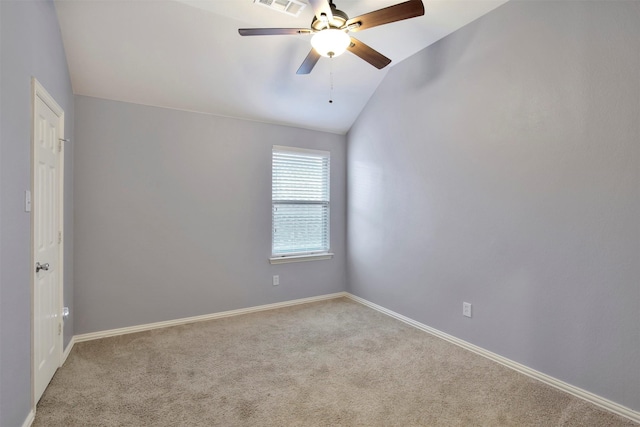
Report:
271,146,332,263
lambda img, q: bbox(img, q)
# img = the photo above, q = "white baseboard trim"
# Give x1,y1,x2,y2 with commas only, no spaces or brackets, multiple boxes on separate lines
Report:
344,293,640,424
64,291,639,423
21,409,35,427
74,292,348,343
61,336,75,365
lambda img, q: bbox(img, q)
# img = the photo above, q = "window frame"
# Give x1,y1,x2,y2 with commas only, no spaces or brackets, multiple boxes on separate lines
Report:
269,145,333,264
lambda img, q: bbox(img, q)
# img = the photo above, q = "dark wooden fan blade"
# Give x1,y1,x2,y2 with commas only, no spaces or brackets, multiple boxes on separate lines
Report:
238,28,312,36
347,37,391,69
345,0,424,32
296,49,322,75
308,0,333,23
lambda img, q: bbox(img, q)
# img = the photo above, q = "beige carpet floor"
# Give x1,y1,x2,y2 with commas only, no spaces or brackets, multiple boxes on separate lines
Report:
34,298,637,426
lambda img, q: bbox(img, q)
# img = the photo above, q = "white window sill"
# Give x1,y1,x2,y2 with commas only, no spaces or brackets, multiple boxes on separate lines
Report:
269,253,334,265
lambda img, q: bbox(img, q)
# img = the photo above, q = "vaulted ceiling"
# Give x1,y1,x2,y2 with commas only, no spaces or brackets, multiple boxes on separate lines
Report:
55,0,508,134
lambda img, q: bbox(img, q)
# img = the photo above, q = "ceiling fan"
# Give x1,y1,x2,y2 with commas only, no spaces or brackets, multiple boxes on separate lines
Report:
238,0,425,74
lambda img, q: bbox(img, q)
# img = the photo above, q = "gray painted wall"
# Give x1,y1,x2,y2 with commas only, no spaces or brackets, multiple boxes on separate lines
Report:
347,0,639,412
73,96,347,334
0,0,75,425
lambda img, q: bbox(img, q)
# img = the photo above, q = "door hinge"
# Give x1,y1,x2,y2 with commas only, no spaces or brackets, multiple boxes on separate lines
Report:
58,138,69,152
58,323,62,335
58,231,62,244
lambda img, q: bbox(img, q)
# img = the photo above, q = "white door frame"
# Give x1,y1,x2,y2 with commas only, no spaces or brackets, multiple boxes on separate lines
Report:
31,77,65,406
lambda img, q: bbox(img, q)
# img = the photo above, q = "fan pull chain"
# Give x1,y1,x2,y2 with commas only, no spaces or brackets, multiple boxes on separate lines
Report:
329,55,334,104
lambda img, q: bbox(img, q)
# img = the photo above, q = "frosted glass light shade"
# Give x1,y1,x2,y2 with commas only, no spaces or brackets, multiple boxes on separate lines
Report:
311,29,350,58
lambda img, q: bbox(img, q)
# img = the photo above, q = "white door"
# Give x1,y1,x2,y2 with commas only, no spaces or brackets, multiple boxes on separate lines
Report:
32,79,64,403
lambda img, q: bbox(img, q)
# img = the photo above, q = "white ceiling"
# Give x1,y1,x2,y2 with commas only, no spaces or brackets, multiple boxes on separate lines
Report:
55,0,508,134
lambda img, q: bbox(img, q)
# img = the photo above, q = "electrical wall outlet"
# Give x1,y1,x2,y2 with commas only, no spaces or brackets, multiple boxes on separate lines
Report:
463,302,472,318
272,275,279,286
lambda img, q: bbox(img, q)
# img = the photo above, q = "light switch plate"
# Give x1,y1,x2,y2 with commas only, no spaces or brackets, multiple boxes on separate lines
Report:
25,190,31,212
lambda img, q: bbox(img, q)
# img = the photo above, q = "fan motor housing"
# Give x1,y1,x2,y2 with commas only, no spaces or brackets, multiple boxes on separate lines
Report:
311,7,348,30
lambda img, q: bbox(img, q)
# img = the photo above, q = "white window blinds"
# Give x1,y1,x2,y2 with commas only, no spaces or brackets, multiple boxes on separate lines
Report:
272,146,330,256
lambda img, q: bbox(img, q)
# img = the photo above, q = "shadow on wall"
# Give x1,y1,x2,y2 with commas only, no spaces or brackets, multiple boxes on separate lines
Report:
406,18,481,88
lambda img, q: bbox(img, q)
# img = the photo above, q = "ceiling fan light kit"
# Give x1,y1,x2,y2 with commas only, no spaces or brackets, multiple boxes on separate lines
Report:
311,29,351,58
239,0,425,74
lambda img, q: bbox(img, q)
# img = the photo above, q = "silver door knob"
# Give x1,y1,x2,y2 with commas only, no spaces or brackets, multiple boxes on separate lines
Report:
36,262,49,273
